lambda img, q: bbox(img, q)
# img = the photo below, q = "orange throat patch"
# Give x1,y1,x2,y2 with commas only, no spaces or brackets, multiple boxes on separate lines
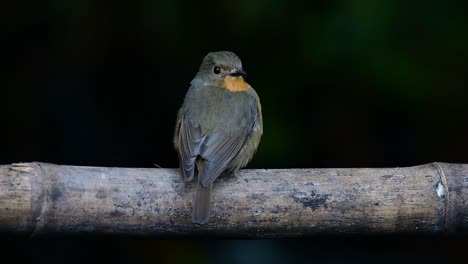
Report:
222,76,250,92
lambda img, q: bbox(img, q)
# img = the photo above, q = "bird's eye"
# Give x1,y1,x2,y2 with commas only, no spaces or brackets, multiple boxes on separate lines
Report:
213,66,221,75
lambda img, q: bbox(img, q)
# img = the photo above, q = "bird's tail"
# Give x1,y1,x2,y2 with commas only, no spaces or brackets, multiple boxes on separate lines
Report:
193,181,212,224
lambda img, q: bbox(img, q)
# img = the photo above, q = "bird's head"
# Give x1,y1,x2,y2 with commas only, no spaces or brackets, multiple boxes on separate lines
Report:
194,51,250,92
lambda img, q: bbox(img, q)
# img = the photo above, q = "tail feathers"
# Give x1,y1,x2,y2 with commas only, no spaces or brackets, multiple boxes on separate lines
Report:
192,182,212,224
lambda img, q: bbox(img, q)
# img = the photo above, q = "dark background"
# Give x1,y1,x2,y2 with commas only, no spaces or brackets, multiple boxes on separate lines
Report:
2,0,468,263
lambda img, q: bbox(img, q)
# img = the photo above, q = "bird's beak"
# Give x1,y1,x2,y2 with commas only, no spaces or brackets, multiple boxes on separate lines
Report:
229,69,247,79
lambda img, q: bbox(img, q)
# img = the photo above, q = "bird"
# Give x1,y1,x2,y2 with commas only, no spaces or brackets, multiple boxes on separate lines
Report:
174,51,263,224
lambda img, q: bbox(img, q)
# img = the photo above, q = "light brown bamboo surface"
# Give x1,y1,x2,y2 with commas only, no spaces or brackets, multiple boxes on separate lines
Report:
1,162,467,237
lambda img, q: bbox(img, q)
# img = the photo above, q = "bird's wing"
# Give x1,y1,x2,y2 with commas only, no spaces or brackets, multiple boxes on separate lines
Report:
198,131,248,187
229,96,263,170
175,111,203,181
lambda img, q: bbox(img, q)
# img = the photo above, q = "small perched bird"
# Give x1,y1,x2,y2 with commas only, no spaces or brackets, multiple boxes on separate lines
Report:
174,51,263,224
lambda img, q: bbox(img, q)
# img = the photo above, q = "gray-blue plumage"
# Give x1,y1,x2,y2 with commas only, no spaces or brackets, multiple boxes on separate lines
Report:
174,51,263,224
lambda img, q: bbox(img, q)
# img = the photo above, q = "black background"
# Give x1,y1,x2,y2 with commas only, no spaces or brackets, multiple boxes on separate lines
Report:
2,0,468,263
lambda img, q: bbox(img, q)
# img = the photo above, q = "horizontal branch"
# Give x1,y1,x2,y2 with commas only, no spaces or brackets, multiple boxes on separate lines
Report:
1,162,467,237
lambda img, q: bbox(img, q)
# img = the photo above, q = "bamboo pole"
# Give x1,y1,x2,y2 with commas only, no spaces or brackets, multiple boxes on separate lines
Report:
0,162,467,237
